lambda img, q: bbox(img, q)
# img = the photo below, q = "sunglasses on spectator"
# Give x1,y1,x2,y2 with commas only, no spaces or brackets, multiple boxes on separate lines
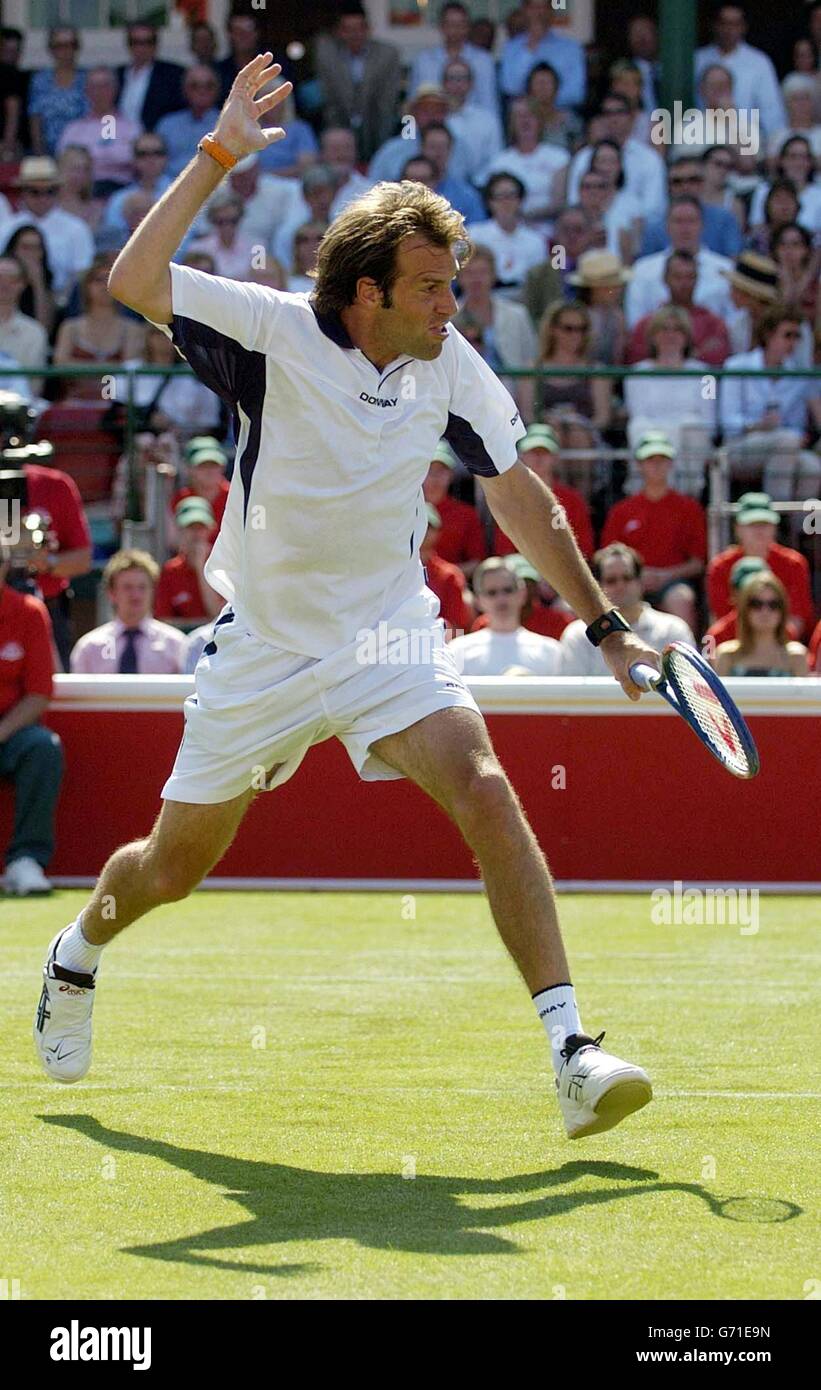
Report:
22,185,58,196
482,585,518,597
136,146,165,157
747,597,782,610
670,172,703,185
557,321,586,333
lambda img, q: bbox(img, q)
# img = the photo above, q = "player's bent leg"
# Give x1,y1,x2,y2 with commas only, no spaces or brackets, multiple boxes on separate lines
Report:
370,708,652,1138
371,706,567,993
34,786,257,1084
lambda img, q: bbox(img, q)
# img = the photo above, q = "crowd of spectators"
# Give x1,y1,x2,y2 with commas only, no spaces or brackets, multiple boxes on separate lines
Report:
0,1,820,891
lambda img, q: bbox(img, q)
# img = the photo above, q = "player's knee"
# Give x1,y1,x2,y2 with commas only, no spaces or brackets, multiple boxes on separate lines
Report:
145,854,202,904
451,761,518,836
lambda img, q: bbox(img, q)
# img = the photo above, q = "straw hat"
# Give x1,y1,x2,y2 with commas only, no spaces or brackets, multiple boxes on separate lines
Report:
13,156,62,187
720,251,779,302
567,250,632,288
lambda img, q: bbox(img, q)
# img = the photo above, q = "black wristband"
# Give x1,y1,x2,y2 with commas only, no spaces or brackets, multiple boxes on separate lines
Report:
585,608,631,647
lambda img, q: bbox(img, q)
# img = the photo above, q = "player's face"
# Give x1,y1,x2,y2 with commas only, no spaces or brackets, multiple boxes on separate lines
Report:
383,237,460,360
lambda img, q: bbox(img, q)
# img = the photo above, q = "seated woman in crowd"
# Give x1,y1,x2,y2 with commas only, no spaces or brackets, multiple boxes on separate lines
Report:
623,305,715,495
534,299,613,495
586,140,644,263
481,96,569,232
713,571,808,676
188,192,257,281
456,245,537,421
287,221,327,292
746,179,802,256
1,223,57,339
608,59,652,145
53,254,145,400
567,249,630,366
524,62,582,152
771,222,819,325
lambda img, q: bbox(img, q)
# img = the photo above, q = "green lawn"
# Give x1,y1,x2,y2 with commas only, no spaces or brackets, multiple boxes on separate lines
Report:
1,891,818,1301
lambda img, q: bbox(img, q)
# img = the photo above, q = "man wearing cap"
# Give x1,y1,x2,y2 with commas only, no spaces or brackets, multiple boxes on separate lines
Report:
70,549,185,675
1,157,94,300
707,492,815,638
419,503,473,636
494,425,594,560
367,84,473,185
155,498,222,627
422,441,486,578
560,543,694,675
409,2,500,117
720,305,821,501
601,432,706,635
171,437,229,545
449,556,561,675
626,251,730,367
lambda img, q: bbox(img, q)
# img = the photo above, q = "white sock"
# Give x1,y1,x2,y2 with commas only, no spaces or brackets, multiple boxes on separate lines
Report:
533,982,583,1077
55,915,103,975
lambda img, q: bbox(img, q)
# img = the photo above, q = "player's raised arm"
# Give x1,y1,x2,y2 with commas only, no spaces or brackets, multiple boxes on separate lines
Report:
108,53,292,324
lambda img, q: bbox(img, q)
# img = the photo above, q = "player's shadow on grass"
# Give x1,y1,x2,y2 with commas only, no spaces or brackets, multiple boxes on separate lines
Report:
39,1115,802,1276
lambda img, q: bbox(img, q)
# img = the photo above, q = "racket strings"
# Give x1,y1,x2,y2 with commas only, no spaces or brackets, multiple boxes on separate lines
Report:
667,651,751,777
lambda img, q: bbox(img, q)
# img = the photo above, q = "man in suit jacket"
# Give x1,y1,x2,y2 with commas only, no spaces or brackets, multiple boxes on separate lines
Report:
314,4,402,163
116,21,185,133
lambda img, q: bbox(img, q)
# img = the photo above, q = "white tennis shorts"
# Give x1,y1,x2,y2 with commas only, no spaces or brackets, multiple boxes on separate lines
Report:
162,591,480,804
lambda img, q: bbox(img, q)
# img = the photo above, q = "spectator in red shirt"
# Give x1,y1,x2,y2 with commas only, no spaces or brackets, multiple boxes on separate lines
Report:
625,250,731,367
704,555,801,651
0,552,63,896
707,492,815,638
807,618,821,675
23,457,92,670
420,503,473,637
421,440,486,578
601,429,706,633
170,436,230,546
154,497,223,627
493,423,595,559
471,551,574,640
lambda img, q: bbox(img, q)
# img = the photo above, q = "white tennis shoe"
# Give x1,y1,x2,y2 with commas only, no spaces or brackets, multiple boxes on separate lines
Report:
34,929,98,1083
557,1031,652,1139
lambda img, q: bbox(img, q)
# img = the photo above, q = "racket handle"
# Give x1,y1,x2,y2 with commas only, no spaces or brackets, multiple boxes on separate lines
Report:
629,662,663,691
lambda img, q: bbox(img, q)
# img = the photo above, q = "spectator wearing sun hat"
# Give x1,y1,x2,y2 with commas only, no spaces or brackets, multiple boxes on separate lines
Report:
719,250,782,356
493,423,595,560
171,436,229,545
567,250,631,367
419,502,473,637
155,497,223,628
707,491,815,638
601,430,706,634
422,440,487,578
1,156,94,299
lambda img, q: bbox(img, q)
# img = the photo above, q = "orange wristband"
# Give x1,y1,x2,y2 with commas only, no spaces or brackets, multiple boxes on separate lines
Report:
198,133,239,171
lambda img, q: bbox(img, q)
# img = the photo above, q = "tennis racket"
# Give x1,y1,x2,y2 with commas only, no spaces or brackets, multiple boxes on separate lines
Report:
629,641,760,779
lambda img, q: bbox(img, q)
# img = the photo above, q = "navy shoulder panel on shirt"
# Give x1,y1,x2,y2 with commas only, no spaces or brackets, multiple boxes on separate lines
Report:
444,411,502,478
171,314,266,522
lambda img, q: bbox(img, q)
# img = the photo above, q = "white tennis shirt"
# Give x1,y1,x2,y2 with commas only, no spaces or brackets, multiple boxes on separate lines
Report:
160,264,526,657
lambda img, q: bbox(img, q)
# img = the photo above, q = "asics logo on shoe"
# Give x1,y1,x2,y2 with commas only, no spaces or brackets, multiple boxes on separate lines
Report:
58,983,86,995
568,1074,585,1100
35,985,50,1032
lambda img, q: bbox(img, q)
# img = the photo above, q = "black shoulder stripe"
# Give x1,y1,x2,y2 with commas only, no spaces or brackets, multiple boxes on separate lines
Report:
444,411,501,478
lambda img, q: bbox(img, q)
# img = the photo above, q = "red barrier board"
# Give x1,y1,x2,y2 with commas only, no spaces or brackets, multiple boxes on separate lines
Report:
2,676,817,888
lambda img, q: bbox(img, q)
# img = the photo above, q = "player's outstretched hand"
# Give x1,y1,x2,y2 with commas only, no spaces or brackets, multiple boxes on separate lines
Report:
600,631,662,702
214,52,293,160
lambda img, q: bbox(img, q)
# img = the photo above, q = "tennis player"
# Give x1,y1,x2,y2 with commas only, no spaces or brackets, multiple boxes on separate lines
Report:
35,55,662,1139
